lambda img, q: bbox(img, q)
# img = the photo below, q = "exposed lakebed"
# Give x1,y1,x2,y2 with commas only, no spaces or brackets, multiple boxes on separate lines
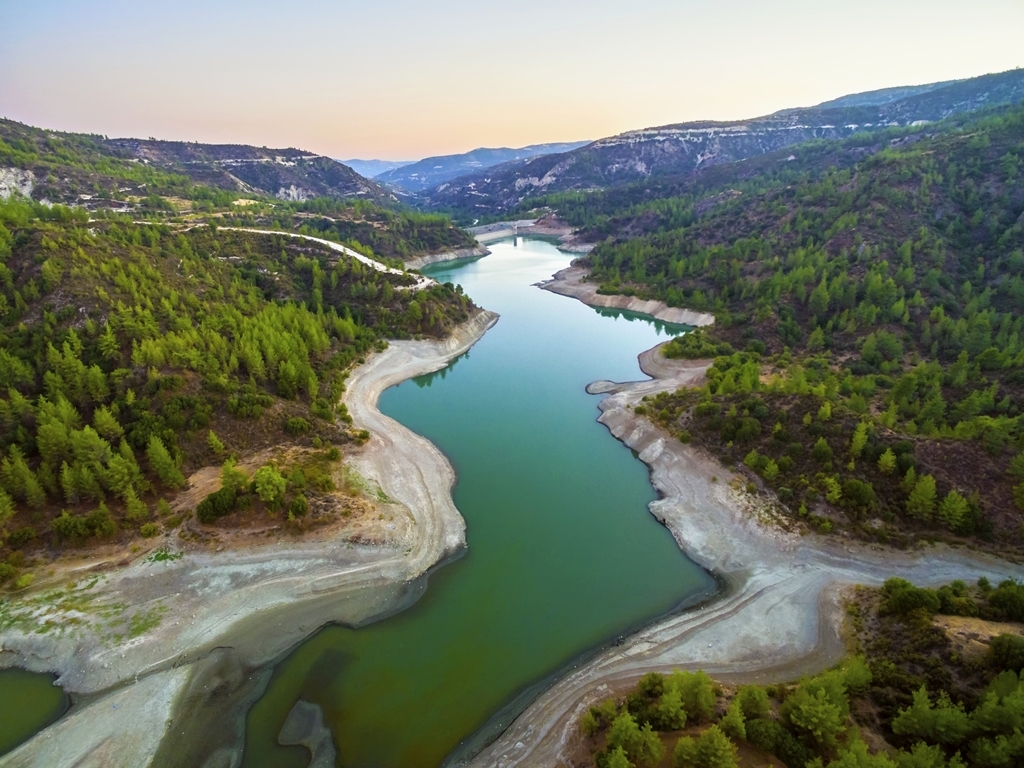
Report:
242,238,714,768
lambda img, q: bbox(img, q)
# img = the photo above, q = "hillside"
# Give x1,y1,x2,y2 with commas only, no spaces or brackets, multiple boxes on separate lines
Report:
376,141,590,193
0,194,476,581
546,103,1024,556
424,68,1024,220
0,120,392,209
0,120,477,264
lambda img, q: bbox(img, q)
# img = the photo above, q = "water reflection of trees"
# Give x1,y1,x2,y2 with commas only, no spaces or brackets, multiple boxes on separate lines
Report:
591,307,692,338
414,350,469,388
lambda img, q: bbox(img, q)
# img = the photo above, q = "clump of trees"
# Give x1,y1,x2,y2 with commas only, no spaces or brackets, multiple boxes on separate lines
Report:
583,578,1024,768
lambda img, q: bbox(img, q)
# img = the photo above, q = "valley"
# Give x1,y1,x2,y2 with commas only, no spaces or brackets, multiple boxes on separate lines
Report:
1,56,1023,768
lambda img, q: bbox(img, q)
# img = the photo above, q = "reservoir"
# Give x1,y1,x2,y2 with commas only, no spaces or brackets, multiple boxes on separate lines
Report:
242,236,715,767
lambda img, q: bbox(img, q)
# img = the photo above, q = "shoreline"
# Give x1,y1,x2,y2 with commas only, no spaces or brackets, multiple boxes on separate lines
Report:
539,265,716,327
0,310,499,768
406,245,490,270
470,325,1021,767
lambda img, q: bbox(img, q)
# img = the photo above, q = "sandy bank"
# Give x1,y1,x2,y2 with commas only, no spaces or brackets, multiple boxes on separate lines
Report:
0,310,499,768
471,342,1021,768
539,266,716,327
406,244,490,271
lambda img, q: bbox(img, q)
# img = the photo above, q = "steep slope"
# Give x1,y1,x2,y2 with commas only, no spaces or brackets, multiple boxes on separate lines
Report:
0,120,392,207
425,68,1024,218
376,141,590,193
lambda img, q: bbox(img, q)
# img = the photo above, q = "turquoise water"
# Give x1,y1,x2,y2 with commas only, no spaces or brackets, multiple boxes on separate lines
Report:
242,237,715,767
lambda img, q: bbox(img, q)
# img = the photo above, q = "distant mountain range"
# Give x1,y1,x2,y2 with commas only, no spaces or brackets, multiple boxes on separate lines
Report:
371,142,591,193
340,158,413,178
423,68,1024,218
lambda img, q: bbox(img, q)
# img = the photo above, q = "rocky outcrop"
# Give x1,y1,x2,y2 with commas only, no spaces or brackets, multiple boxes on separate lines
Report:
0,168,34,200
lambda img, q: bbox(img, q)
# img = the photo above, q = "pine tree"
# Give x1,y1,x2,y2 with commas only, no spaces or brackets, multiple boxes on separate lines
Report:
221,458,249,493
902,466,918,494
937,490,968,530
850,422,869,458
60,461,78,504
694,725,739,768
98,324,120,362
812,437,834,463
878,448,897,475
124,486,149,522
605,746,633,768
906,475,937,521
720,698,746,741
92,406,124,441
654,688,687,731
147,436,185,489
0,488,14,530
736,686,771,720
673,736,697,768
207,430,226,455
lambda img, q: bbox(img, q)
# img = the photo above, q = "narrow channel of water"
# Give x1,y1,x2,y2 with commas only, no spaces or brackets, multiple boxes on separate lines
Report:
242,237,715,767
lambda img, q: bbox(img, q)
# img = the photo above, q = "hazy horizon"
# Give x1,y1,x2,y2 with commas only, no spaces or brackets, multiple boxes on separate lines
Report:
2,0,1022,160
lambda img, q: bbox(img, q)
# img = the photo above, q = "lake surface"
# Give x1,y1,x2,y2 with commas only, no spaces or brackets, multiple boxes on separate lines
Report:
0,669,69,757
242,237,715,767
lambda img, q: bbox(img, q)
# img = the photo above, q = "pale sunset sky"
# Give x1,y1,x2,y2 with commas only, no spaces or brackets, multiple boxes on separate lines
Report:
2,0,1021,160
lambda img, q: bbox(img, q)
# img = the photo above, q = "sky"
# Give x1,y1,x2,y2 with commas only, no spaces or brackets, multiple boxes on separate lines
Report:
2,0,1022,161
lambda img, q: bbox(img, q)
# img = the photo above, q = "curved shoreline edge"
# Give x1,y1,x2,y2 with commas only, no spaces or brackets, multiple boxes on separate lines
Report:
538,265,716,328
0,309,499,768
406,245,490,270
469,318,1021,767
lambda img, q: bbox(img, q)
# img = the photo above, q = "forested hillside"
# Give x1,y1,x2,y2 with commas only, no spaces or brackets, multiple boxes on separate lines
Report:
424,68,1024,220
0,195,475,576
0,119,476,264
559,104,1024,554
0,119,388,208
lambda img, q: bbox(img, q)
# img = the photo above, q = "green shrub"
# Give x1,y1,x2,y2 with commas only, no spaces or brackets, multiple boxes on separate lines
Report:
987,580,1024,622
663,330,735,360
52,511,90,541
881,578,941,616
746,718,814,768
86,504,117,538
736,685,772,720
284,417,310,436
0,562,16,584
989,634,1024,672
140,523,160,538
196,487,237,524
6,527,36,548
289,495,309,517
254,465,287,507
